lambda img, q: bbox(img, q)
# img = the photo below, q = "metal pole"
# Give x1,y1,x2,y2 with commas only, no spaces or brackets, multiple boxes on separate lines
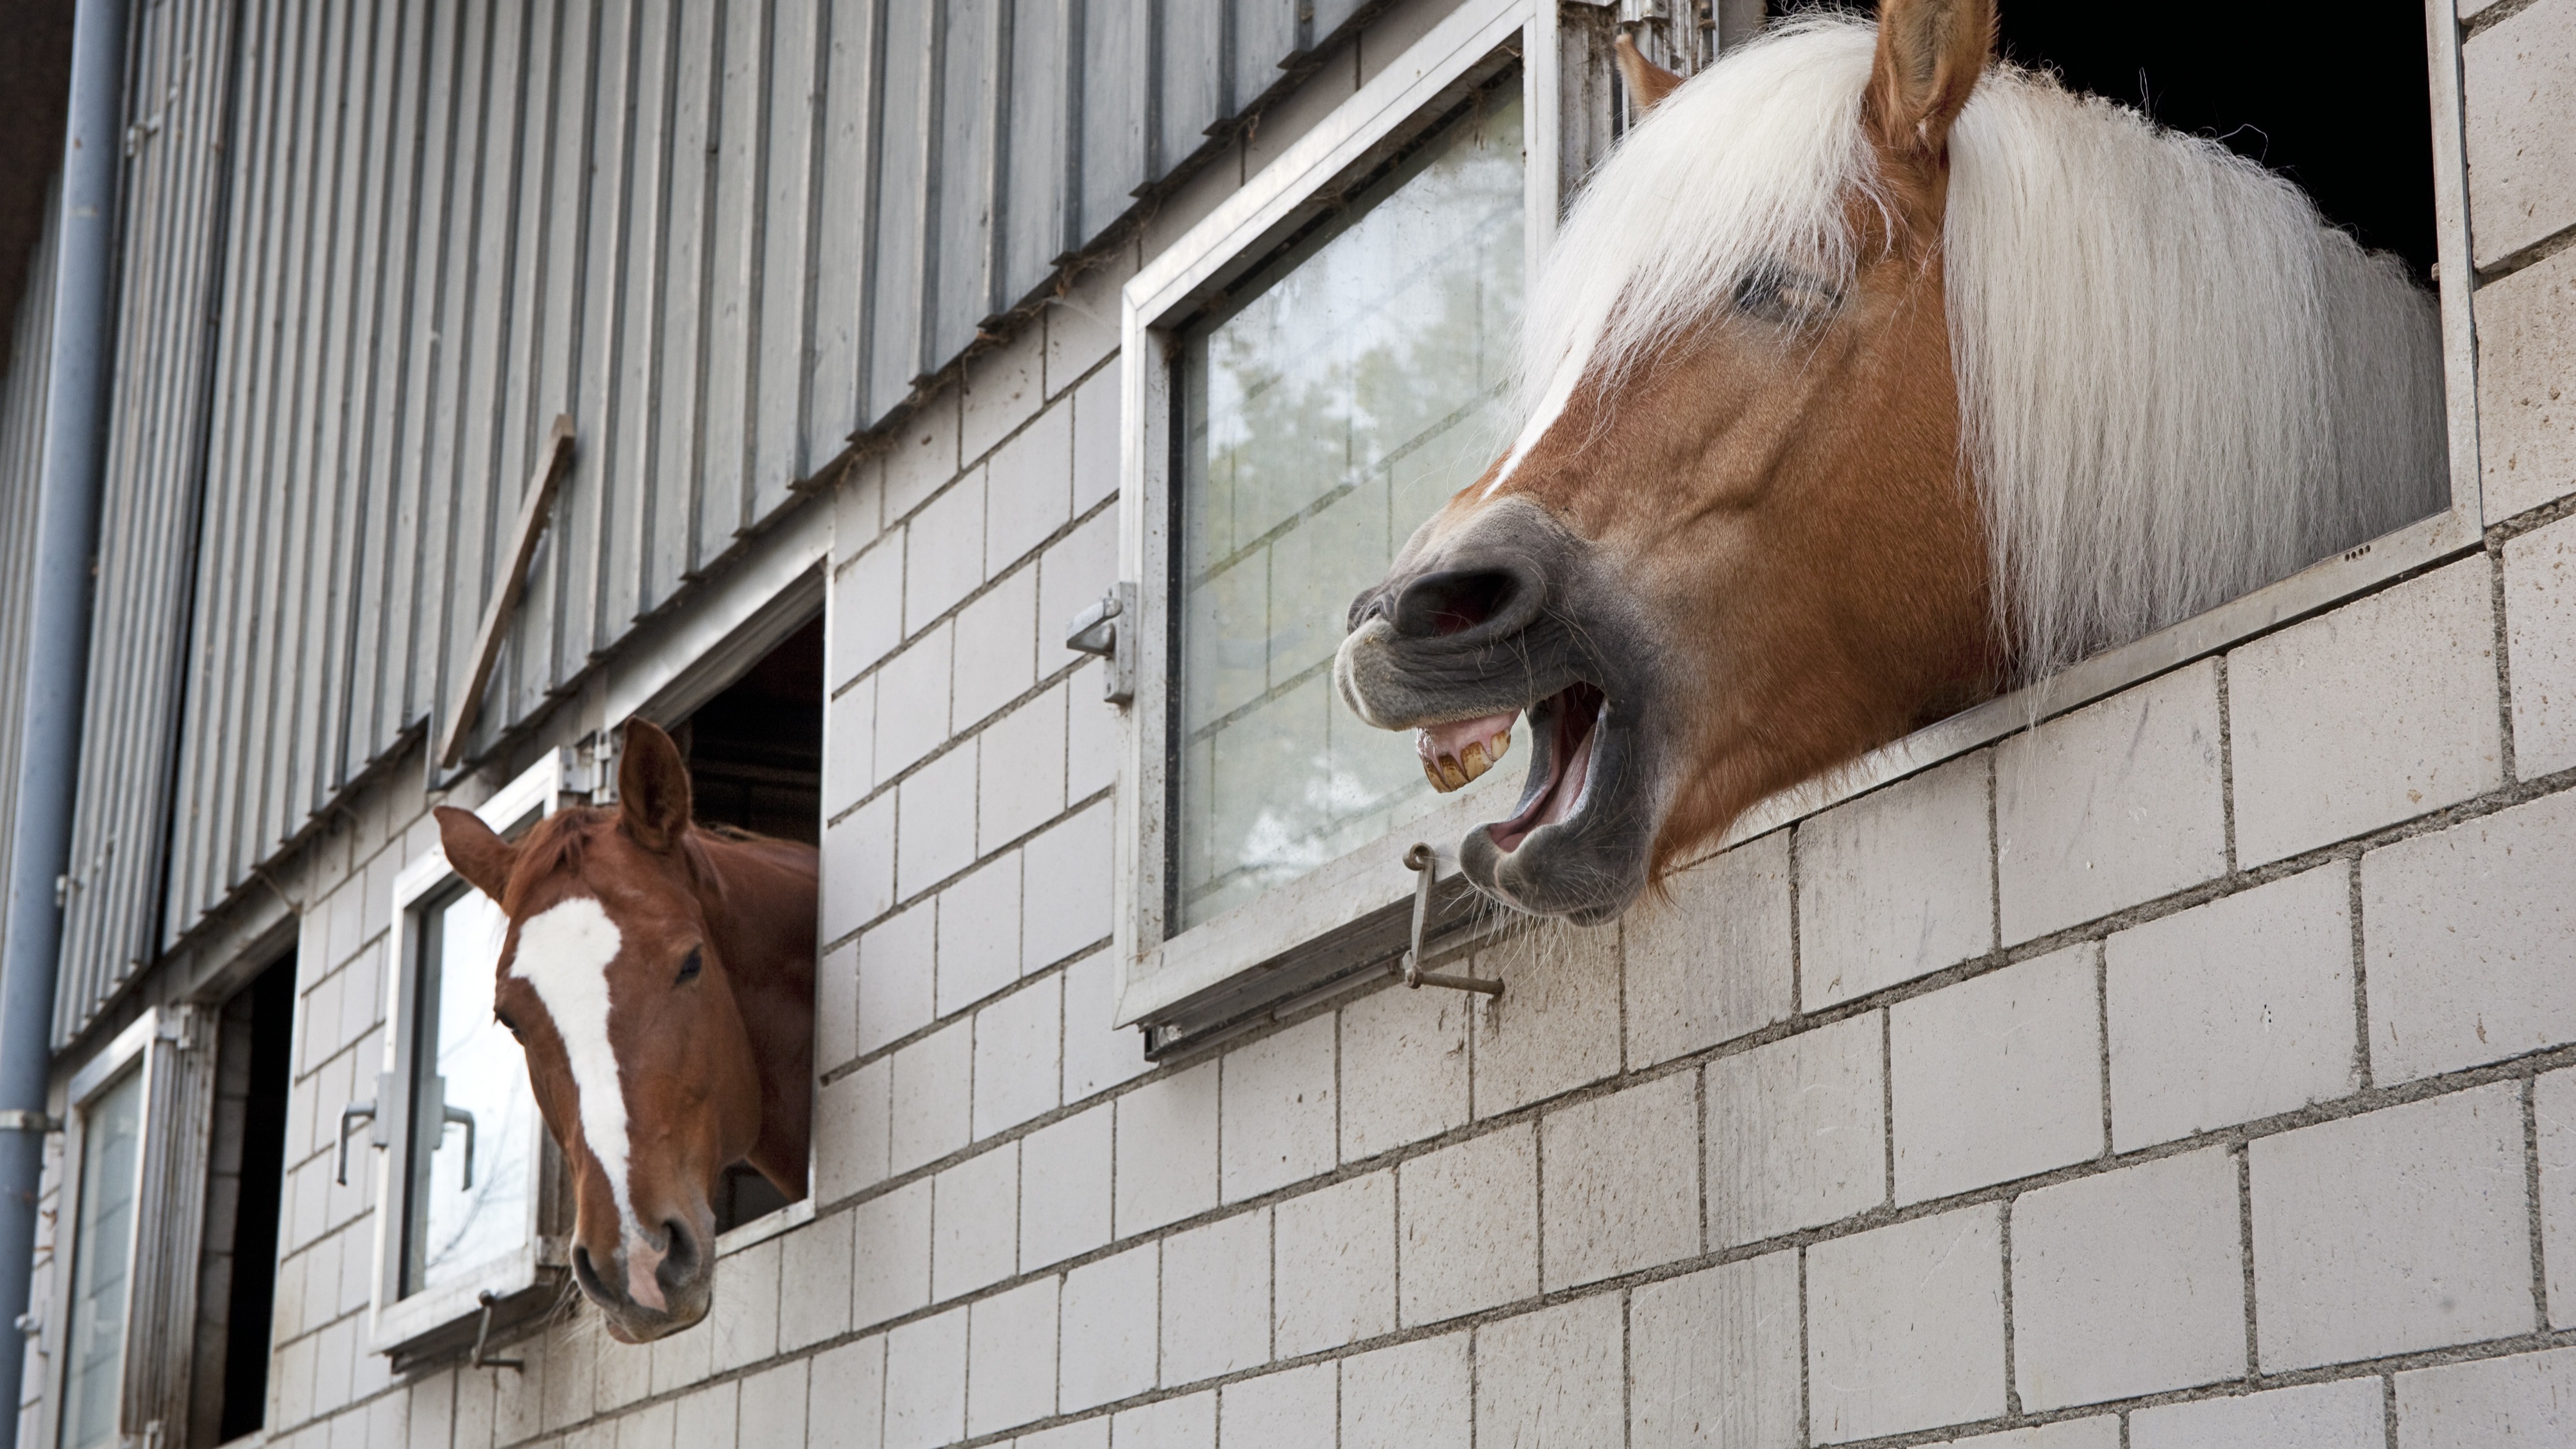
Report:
0,0,128,1440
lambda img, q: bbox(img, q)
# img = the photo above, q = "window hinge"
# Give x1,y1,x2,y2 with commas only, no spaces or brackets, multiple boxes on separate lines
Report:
0,1110,60,1135
1398,843,1502,996
156,1004,201,1051
1065,582,1138,706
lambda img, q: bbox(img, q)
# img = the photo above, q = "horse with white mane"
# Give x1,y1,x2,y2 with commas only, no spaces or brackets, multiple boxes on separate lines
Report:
1336,0,2445,924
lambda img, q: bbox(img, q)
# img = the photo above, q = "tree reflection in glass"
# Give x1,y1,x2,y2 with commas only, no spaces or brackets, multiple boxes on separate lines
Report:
1177,83,1527,929
400,884,538,1298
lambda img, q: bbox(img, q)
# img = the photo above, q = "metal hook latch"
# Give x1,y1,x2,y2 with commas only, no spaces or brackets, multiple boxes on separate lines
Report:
1398,843,1502,996
472,1291,525,1371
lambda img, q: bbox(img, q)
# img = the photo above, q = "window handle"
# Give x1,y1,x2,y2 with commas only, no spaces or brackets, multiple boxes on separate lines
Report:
336,1100,376,1186
1064,582,1137,705
1399,843,1503,997
335,1072,396,1185
441,1104,479,1189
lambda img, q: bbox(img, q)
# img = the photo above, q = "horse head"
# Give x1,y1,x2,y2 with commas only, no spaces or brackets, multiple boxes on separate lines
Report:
1337,0,2439,922
434,719,816,1342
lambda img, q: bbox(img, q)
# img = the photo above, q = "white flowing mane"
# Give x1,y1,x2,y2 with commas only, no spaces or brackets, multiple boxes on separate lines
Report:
1511,17,2446,680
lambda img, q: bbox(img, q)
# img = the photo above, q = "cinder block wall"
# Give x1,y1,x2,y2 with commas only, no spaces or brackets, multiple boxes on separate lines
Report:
51,1,2576,1446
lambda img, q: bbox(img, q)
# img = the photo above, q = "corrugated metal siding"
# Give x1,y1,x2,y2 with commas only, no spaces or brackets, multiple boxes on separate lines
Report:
56,0,1386,1022
0,178,60,997
52,0,240,1046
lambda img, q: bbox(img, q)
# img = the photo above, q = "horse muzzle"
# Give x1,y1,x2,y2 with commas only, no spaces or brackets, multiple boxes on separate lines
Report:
1336,498,1668,924
573,1217,715,1342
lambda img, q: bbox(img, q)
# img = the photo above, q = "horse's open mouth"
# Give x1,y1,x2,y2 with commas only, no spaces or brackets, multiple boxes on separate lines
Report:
1419,682,1607,852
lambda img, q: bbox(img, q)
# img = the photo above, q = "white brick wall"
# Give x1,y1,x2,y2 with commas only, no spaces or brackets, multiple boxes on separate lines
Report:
1997,661,2227,943
2478,245,2576,521
2010,1148,2244,1409
1890,945,2103,1203
2105,863,2358,1149
1707,1012,1886,1246
2129,1377,2382,1449
2464,0,2576,268
2228,559,2502,866
1622,829,1794,1065
1629,1253,1801,1449
1808,1205,2006,1443
2362,788,2576,1083
2250,1083,2534,1369
1800,752,1994,1006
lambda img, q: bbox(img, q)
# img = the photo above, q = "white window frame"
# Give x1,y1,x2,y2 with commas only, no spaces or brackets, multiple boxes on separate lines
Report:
1112,0,1564,1034
42,1010,162,1449
1110,0,2481,1042
364,750,579,1358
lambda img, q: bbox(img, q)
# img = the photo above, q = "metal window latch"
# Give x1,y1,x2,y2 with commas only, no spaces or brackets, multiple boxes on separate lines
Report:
337,1072,394,1185
441,1104,478,1190
1064,582,1137,705
1398,843,1503,996
471,1290,525,1371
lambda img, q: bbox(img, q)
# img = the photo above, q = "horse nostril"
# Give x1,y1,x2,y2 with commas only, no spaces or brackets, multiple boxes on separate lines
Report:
1392,567,1525,639
572,1244,609,1300
663,1219,699,1276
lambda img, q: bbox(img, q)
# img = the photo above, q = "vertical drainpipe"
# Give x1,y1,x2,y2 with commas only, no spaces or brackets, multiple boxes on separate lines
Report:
0,0,129,1441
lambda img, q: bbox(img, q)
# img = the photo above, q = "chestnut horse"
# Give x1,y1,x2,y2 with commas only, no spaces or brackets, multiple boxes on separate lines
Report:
434,720,817,1341
1339,0,2443,922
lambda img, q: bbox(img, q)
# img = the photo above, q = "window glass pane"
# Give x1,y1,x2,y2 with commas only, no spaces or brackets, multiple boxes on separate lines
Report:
1175,85,1527,929
401,883,540,1297
60,1066,142,1449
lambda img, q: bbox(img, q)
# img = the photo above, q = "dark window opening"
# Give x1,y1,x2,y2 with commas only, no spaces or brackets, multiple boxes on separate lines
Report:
1774,1,2438,278
189,953,294,1446
674,612,822,1231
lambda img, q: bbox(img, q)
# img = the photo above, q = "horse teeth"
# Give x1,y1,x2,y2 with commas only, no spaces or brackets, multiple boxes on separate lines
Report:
1438,756,1470,790
1489,731,1512,761
1423,758,1448,791
1459,741,1491,782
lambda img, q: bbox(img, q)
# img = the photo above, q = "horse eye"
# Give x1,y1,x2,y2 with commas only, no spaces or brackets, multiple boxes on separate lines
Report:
495,1011,522,1040
676,947,703,985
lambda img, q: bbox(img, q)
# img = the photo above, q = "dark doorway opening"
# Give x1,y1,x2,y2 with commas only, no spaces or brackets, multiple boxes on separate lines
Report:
1775,1,2439,278
674,611,823,1232
190,953,294,1446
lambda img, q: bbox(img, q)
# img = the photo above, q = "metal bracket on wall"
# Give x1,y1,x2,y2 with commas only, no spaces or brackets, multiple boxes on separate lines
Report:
0,1110,59,1135
471,1291,525,1371
336,1072,394,1185
1064,582,1138,705
1398,843,1502,996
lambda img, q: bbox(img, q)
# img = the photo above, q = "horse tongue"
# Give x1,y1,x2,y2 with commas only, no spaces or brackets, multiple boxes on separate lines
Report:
1418,712,1519,792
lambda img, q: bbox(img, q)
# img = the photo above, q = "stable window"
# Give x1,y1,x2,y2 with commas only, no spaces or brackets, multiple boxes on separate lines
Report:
1109,0,2479,1052
1112,0,1563,1047
56,1041,145,1449
189,953,294,1446
367,753,578,1364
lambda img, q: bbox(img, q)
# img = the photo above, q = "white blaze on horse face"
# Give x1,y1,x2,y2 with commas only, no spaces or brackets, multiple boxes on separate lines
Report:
507,897,643,1266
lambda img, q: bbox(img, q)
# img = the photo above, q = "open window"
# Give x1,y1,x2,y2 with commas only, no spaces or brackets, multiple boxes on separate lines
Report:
188,953,294,1446
1112,0,1563,1049
665,612,822,1233
366,753,581,1365
46,1005,212,1449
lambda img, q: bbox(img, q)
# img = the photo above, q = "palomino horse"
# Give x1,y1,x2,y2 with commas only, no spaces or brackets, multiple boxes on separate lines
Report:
434,720,817,1341
1337,0,2444,923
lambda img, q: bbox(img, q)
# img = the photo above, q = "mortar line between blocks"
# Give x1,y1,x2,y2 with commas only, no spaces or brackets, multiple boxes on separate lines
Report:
2236,1141,2260,1381
1999,1195,2020,1418
2525,1072,2550,1332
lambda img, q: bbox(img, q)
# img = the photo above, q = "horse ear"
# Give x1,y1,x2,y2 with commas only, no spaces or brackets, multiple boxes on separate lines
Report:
1615,33,1684,114
618,718,693,853
1865,0,1993,160
436,806,520,902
